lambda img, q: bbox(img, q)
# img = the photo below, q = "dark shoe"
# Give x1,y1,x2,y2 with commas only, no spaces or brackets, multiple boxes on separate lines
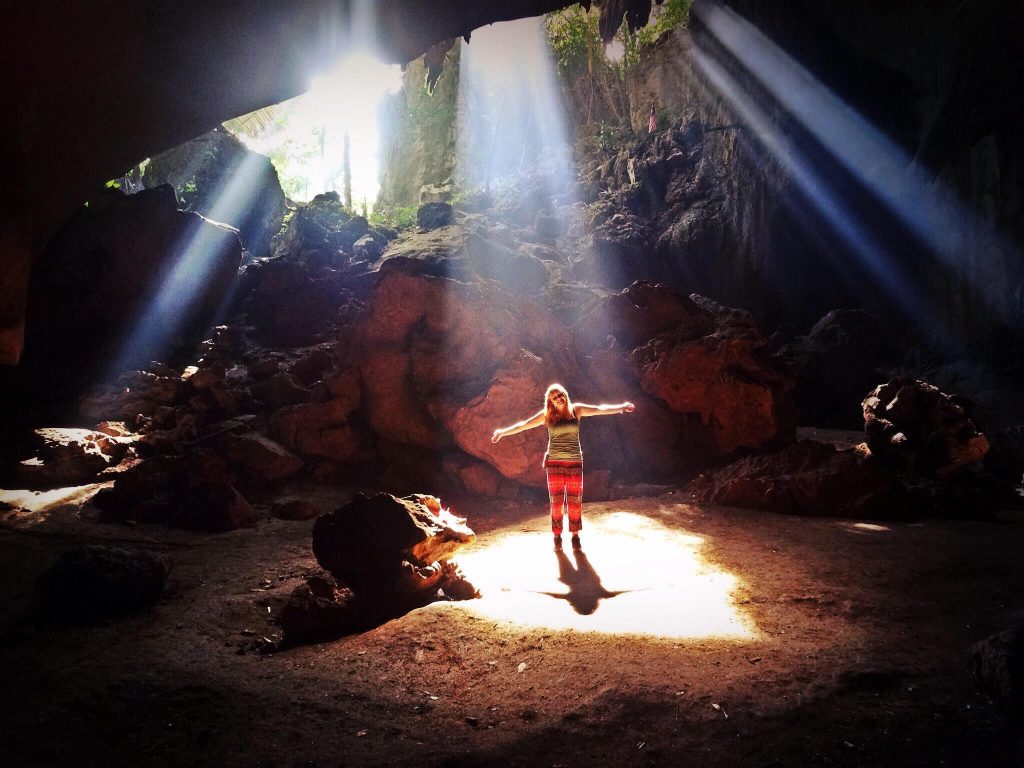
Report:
571,534,582,550
553,535,562,549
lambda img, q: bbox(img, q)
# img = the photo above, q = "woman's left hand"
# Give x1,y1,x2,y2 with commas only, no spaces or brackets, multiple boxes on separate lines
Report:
623,402,635,413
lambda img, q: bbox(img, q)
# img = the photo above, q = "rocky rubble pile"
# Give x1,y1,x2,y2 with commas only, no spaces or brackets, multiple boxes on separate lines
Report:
687,376,1019,519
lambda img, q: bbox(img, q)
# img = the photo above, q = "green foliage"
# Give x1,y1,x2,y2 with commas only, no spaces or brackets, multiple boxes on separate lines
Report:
223,100,325,202
634,0,693,48
545,5,604,80
369,205,418,231
180,179,199,210
546,0,692,76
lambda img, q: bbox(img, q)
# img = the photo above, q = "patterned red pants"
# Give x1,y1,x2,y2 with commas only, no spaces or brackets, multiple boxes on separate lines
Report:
545,461,583,535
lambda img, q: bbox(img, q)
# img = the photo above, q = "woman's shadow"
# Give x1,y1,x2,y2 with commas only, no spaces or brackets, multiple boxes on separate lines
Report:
536,547,634,615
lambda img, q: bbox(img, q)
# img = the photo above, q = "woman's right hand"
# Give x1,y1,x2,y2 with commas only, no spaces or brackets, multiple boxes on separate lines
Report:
491,429,503,444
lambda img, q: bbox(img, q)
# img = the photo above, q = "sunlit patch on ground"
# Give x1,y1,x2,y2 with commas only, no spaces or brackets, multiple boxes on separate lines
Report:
847,522,891,533
456,509,759,640
0,483,109,524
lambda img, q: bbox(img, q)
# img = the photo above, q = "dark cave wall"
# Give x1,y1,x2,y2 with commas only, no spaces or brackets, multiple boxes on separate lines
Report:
692,0,1024,342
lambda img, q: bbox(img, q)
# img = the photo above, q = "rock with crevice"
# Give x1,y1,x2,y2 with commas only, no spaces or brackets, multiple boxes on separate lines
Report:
312,492,476,597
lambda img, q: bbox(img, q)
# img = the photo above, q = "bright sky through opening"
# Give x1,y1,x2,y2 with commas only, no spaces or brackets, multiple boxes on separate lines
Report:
238,51,403,208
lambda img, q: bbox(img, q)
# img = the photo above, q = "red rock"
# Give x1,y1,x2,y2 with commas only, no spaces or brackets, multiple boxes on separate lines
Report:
582,344,691,480
574,281,714,351
632,312,795,455
320,368,361,405
249,372,310,412
224,434,303,481
863,377,989,476
360,349,451,449
438,349,562,487
271,498,320,521
269,398,362,460
458,463,502,496
15,427,125,488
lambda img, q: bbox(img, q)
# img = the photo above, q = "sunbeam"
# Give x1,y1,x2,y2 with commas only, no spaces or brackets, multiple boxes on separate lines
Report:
457,17,576,199
691,0,1023,340
456,510,758,640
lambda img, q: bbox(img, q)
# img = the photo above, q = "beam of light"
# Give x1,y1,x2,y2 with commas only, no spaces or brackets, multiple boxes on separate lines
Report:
455,510,758,640
105,152,262,378
457,18,576,202
691,1,1024,339
689,14,934,332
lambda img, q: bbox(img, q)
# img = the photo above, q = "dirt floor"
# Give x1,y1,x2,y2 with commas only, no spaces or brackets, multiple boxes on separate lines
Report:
2,469,1023,768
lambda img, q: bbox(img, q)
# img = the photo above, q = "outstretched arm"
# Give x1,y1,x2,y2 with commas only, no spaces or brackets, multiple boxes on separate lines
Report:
574,402,635,417
491,409,546,443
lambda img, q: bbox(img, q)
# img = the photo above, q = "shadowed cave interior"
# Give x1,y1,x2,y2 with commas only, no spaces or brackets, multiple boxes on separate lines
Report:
2,1,1024,766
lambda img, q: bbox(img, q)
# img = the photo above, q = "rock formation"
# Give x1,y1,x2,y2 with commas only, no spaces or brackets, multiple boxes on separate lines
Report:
142,127,287,258
312,492,477,598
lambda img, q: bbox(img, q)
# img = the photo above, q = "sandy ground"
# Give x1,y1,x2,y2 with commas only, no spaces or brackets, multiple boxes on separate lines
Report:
1,476,1023,768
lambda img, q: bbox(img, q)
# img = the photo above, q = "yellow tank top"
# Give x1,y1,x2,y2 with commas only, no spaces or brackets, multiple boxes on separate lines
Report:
547,419,582,462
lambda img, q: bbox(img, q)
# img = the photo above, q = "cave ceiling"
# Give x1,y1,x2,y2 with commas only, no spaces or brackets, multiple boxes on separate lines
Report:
1,0,1022,365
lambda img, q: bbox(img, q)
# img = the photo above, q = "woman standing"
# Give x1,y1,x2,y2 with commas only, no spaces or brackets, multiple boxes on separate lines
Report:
491,384,634,549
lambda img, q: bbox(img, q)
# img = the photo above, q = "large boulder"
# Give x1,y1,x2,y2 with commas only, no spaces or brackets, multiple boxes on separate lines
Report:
632,305,796,456
269,398,364,461
142,126,286,258
439,349,562,487
36,545,170,621
863,377,989,476
417,202,454,230
312,493,476,597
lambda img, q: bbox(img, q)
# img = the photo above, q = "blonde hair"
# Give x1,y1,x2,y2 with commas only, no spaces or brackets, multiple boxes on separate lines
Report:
544,383,576,426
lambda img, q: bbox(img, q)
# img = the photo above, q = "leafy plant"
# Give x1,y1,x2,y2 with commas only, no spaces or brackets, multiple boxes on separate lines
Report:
369,205,419,231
